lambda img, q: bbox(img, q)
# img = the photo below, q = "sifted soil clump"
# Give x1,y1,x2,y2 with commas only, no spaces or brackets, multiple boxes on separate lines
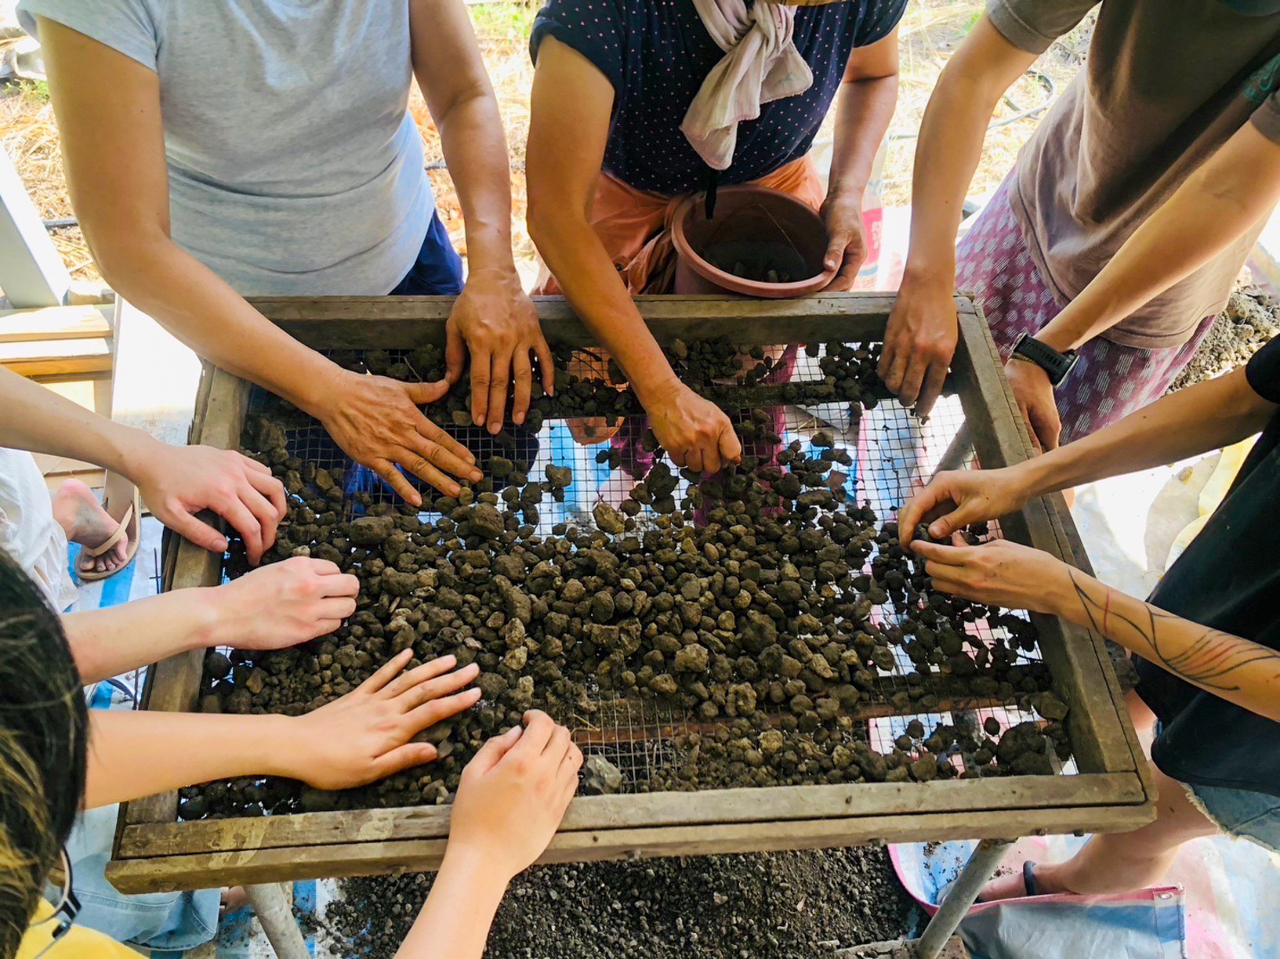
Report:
185,339,1066,820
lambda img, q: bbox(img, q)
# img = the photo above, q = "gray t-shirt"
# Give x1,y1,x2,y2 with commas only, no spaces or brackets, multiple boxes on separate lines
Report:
20,0,434,296
988,0,1280,349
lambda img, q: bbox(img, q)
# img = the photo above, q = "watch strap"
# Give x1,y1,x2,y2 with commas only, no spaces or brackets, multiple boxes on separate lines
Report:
1010,333,1079,388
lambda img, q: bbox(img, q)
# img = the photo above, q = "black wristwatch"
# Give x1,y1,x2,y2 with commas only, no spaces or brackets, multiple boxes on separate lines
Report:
1010,332,1080,388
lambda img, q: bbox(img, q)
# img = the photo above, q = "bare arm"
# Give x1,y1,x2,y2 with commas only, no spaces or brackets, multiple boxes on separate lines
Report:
410,0,553,432
1036,123,1280,352
822,29,900,291
39,20,336,418
0,364,154,477
880,18,1037,414
39,18,479,506
64,591,218,686
899,362,1277,541
998,123,1280,451
1059,568,1280,722
398,849,508,958
1010,364,1275,494
526,39,673,404
85,650,480,808
896,358,1274,537
397,713,581,958
86,710,298,808
0,365,287,561
526,38,741,473
912,538,1280,723
63,557,359,684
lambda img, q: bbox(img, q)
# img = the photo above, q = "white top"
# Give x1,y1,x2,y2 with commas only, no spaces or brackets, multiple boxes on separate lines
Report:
0,449,77,611
19,0,434,295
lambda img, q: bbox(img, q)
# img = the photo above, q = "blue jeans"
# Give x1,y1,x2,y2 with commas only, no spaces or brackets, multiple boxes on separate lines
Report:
1188,781,1280,853
388,211,465,296
68,804,219,951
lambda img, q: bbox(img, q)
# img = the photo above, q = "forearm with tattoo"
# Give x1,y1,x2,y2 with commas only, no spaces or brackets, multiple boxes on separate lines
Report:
1059,570,1280,722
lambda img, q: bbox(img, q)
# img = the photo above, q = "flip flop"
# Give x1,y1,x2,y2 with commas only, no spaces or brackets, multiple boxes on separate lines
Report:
77,484,141,582
938,860,1039,906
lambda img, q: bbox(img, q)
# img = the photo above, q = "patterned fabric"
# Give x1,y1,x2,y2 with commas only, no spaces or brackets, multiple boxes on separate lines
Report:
955,175,1215,444
530,0,906,196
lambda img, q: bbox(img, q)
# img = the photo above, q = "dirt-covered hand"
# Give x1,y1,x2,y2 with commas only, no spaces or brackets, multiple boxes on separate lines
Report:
315,368,482,506
447,268,554,434
209,557,360,650
898,467,1032,547
819,192,867,292
132,444,287,565
910,536,1073,615
287,651,481,790
645,380,743,474
1006,358,1061,452
879,276,958,417
448,710,582,882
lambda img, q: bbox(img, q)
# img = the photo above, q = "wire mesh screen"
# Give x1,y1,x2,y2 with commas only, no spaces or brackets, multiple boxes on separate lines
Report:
209,340,1072,814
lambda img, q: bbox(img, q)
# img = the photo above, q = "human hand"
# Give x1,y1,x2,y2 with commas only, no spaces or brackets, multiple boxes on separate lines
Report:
1005,358,1061,452
315,368,482,505
448,710,582,882
207,557,359,650
879,276,958,417
898,466,1033,547
133,444,287,565
909,535,1073,615
447,269,554,434
819,192,867,292
284,650,481,790
645,379,743,474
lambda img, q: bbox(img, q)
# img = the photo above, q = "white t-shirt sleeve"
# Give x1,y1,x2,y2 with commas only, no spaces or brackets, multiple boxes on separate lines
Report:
18,0,159,72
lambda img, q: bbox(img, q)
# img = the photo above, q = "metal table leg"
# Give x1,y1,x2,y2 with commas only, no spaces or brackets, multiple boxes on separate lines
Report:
916,838,1014,959
244,882,309,959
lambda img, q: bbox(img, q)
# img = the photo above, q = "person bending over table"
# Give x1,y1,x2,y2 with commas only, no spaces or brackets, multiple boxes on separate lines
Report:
526,0,903,472
19,0,551,527
879,0,1280,450
898,333,1280,898
0,549,580,956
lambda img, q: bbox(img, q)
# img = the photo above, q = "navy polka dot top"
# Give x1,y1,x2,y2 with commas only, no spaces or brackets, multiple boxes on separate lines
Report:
530,0,906,196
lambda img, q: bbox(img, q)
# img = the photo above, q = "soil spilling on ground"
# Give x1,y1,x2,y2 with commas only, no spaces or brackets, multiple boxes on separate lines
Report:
317,846,914,958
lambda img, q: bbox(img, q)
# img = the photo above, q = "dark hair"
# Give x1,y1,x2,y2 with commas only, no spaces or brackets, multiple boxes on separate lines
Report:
0,548,87,956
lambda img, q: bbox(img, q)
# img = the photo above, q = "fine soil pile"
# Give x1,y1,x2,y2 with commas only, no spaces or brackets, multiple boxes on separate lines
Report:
185,338,1067,820
1169,284,1280,392
318,846,914,958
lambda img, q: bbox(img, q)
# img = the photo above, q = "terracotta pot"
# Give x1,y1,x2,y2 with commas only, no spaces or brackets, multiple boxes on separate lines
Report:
671,185,835,298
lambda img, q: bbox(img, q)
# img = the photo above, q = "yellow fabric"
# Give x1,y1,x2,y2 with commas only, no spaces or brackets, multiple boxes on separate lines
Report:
1165,437,1256,569
17,900,139,958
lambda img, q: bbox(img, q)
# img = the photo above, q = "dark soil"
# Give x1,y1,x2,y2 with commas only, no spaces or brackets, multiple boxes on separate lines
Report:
318,846,914,958
186,338,1062,820
1168,284,1280,392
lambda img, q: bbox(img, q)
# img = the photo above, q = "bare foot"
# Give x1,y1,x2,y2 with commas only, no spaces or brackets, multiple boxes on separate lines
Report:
52,479,128,576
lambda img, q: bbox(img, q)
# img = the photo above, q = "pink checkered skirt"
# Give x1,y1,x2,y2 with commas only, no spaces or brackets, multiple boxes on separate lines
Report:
955,176,1215,444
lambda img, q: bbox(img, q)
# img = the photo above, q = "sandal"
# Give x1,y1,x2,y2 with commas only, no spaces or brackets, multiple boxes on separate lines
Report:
1021,860,1040,896
77,481,141,582
939,860,1040,906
